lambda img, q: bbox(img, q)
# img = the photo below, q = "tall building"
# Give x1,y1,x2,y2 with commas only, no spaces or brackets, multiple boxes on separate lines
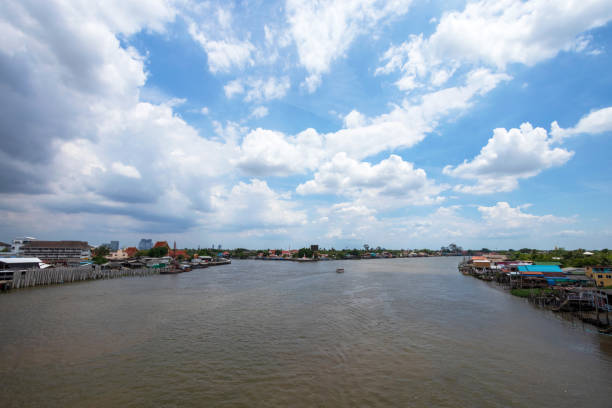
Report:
138,239,153,251
21,241,90,266
109,241,119,251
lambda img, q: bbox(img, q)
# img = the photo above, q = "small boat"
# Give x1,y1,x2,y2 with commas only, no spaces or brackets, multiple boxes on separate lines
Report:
336,268,344,274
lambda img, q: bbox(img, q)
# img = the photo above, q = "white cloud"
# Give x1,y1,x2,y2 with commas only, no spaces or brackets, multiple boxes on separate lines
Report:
551,106,612,142
478,202,570,229
377,0,612,89
210,179,306,230
224,79,245,98
200,107,209,115
188,22,255,73
287,0,412,92
444,123,573,194
236,128,323,176
343,110,366,128
297,153,447,208
111,162,141,179
234,68,509,178
224,76,290,102
0,0,176,195
245,77,290,102
250,106,269,119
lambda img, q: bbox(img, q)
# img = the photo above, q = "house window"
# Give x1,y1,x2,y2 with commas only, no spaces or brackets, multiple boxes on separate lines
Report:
598,274,603,278
607,275,612,279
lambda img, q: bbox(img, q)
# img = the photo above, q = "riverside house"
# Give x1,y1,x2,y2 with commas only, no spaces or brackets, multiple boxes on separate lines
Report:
586,266,612,287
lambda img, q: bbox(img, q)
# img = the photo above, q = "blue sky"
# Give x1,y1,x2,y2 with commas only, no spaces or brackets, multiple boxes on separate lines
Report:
1,0,612,250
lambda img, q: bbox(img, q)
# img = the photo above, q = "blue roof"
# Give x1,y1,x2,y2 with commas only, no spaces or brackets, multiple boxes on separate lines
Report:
518,265,563,273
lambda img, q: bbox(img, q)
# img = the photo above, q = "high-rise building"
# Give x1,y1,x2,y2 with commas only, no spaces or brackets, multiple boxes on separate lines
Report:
138,239,153,251
109,241,119,251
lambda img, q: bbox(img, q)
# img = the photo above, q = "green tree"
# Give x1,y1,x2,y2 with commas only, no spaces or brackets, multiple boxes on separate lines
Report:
94,246,110,257
92,255,108,265
297,247,313,258
148,246,168,257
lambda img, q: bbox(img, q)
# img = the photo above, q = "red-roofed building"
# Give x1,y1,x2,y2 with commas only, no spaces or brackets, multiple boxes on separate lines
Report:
169,249,188,258
154,241,170,249
125,247,138,258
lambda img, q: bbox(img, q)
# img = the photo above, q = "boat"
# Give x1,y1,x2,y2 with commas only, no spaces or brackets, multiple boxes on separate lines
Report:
336,268,344,274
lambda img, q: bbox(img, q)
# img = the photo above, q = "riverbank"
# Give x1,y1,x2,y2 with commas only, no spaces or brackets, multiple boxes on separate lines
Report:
459,259,612,331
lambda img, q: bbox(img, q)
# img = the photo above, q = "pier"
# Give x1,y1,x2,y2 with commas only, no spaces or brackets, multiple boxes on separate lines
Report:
1,266,166,290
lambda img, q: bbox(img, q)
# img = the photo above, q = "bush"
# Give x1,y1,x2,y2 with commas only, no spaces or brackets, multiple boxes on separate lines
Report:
510,288,552,298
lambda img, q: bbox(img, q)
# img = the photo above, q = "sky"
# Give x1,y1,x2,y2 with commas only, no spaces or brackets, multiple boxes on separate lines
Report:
1,0,612,250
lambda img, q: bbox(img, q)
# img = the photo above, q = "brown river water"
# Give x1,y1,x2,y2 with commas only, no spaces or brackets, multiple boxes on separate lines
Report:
1,257,611,407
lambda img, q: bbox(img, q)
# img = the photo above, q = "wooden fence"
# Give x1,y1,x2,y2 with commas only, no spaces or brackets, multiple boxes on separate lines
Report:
6,266,166,289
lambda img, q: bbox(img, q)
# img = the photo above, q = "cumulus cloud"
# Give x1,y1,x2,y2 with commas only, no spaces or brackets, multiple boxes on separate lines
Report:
478,202,571,229
235,128,323,176
444,123,574,194
234,68,509,178
377,0,612,89
0,0,176,194
297,153,447,208
551,106,612,142
0,1,258,235
210,179,306,231
286,0,412,92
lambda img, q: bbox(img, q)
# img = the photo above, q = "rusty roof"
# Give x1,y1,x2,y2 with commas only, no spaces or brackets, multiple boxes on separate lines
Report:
24,240,89,249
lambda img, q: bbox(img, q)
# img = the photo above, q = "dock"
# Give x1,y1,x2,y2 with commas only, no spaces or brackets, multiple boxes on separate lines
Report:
0,266,166,290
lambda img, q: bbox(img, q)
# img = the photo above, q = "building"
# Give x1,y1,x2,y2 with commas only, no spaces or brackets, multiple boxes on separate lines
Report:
154,241,170,249
169,249,188,258
11,237,37,254
138,239,153,251
21,241,90,266
108,249,129,260
109,241,119,251
518,265,568,286
125,247,138,258
0,257,42,270
0,242,11,252
586,266,612,287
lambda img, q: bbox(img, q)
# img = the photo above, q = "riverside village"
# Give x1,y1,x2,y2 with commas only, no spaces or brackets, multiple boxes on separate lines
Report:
1,237,610,333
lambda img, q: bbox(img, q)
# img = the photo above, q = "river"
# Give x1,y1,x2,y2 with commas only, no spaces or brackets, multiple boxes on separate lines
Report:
1,257,611,407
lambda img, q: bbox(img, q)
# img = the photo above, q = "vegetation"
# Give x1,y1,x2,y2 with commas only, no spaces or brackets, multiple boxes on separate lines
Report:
93,246,110,257
504,248,612,267
510,288,553,298
295,247,314,258
148,246,168,257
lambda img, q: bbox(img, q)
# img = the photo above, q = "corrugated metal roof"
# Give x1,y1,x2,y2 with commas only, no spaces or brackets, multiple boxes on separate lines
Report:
518,265,563,273
0,257,42,263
